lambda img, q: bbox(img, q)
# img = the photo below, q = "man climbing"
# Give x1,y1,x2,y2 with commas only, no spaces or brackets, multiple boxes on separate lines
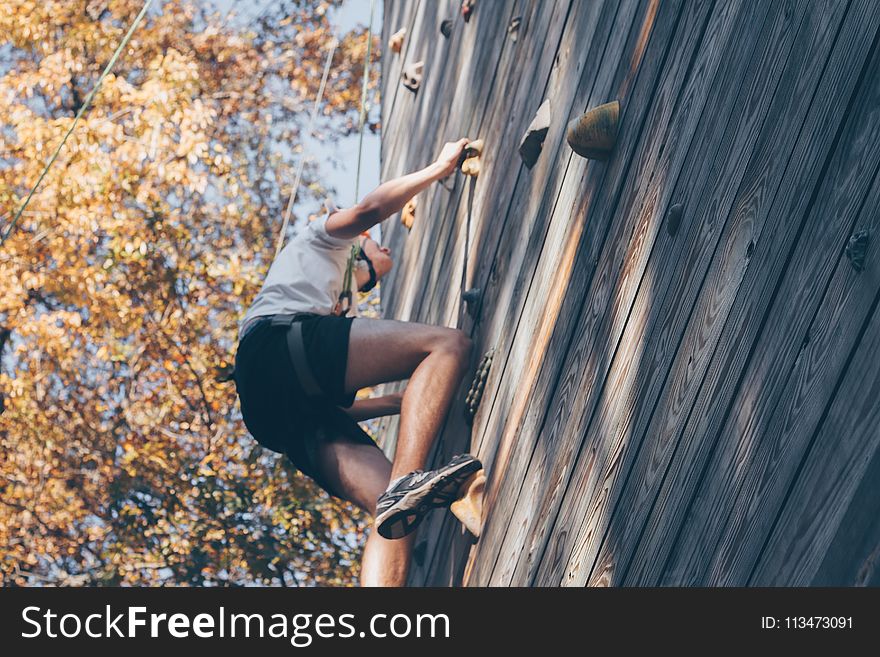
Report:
233,138,482,586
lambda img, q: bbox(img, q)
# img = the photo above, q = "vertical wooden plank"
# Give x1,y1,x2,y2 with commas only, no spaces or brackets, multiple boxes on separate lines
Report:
527,0,794,587
417,0,581,586
474,0,694,586
750,299,880,585
574,0,865,588
812,433,880,586
670,50,880,587
478,0,756,586
618,0,880,586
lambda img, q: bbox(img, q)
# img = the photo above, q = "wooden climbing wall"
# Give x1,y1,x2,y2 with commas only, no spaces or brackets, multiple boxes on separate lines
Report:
377,0,880,586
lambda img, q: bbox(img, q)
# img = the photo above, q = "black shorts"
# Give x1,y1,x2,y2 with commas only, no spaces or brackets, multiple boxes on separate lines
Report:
232,313,378,499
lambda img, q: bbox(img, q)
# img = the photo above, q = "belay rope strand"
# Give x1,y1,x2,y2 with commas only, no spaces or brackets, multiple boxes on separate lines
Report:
353,0,377,204
459,176,477,328
0,0,154,247
334,0,375,315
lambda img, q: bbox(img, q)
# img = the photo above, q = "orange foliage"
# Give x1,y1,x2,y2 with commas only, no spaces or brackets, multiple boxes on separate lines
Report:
0,0,381,586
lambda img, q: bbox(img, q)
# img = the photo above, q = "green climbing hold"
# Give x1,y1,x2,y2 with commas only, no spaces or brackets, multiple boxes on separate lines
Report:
464,348,494,425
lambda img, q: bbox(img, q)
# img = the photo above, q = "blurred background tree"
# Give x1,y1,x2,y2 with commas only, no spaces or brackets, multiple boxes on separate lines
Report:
0,0,381,586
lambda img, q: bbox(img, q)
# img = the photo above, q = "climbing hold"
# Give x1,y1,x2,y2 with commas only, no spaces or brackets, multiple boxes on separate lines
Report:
389,28,406,54
440,19,453,38
845,229,870,272
518,98,551,169
666,203,683,236
401,197,417,231
461,0,476,22
450,470,486,538
464,347,494,425
401,61,424,93
459,139,483,177
462,287,481,317
507,16,522,41
566,100,620,160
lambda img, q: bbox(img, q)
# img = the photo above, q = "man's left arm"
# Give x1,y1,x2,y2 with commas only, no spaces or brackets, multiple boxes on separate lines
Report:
325,139,469,240
340,392,404,422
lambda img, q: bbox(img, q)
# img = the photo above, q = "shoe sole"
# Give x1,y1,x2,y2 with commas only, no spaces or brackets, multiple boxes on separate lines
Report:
376,457,482,539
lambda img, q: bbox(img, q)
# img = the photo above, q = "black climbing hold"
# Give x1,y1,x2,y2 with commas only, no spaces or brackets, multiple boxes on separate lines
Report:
462,287,481,318
665,203,683,236
518,98,551,169
464,348,494,425
507,16,522,41
440,19,453,38
845,229,870,272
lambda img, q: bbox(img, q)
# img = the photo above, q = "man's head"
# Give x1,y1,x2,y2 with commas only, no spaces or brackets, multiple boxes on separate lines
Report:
356,235,393,292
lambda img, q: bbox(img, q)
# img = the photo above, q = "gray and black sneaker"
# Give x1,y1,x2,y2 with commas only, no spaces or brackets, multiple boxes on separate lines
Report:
375,454,482,539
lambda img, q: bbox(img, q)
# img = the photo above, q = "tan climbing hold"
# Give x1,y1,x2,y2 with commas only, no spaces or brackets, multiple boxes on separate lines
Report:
401,61,423,92
389,28,406,54
450,469,486,538
566,100,619,160
460,139,483,177
401,197,417,230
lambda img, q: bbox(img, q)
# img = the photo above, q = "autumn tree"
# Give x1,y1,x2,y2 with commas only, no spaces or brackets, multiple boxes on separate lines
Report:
0,0,381,586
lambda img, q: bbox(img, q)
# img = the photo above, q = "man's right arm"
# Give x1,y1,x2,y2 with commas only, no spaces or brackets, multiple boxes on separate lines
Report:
325,138,469,240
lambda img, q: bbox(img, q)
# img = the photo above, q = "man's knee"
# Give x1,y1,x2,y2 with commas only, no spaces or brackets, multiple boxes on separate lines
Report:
441,328,472,366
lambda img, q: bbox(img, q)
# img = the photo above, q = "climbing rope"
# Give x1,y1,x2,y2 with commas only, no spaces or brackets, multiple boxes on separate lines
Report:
274,38,338,259
0,0,154,248
333,0,375,315
459,176,477,328
353,0,376,204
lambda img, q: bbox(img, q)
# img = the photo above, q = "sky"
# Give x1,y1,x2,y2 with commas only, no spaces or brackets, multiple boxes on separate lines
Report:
213,0,383,214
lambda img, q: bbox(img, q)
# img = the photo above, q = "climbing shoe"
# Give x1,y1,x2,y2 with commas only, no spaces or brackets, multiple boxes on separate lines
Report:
375,454,483,539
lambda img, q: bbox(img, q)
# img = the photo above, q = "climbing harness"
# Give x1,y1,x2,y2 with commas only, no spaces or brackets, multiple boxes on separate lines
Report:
0,0,154,247
332,243,360,317
270,314,324,397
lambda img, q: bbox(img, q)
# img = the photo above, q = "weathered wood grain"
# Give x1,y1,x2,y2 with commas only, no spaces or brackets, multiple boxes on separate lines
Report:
571,0,866,588
750,297,880,585
621,0,880,586
552,0,821,588
490,0,766,586
475,0,700,586
376,0,880,587
380,0,543,585
812,424,880,586
662,32,880,587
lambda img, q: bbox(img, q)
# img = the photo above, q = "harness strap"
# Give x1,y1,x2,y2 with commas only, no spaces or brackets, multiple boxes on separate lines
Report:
270,314,324,397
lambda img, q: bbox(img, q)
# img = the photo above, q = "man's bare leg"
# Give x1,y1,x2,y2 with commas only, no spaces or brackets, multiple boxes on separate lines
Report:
314,439,414,586
344,319,472,479
313,319,472,586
